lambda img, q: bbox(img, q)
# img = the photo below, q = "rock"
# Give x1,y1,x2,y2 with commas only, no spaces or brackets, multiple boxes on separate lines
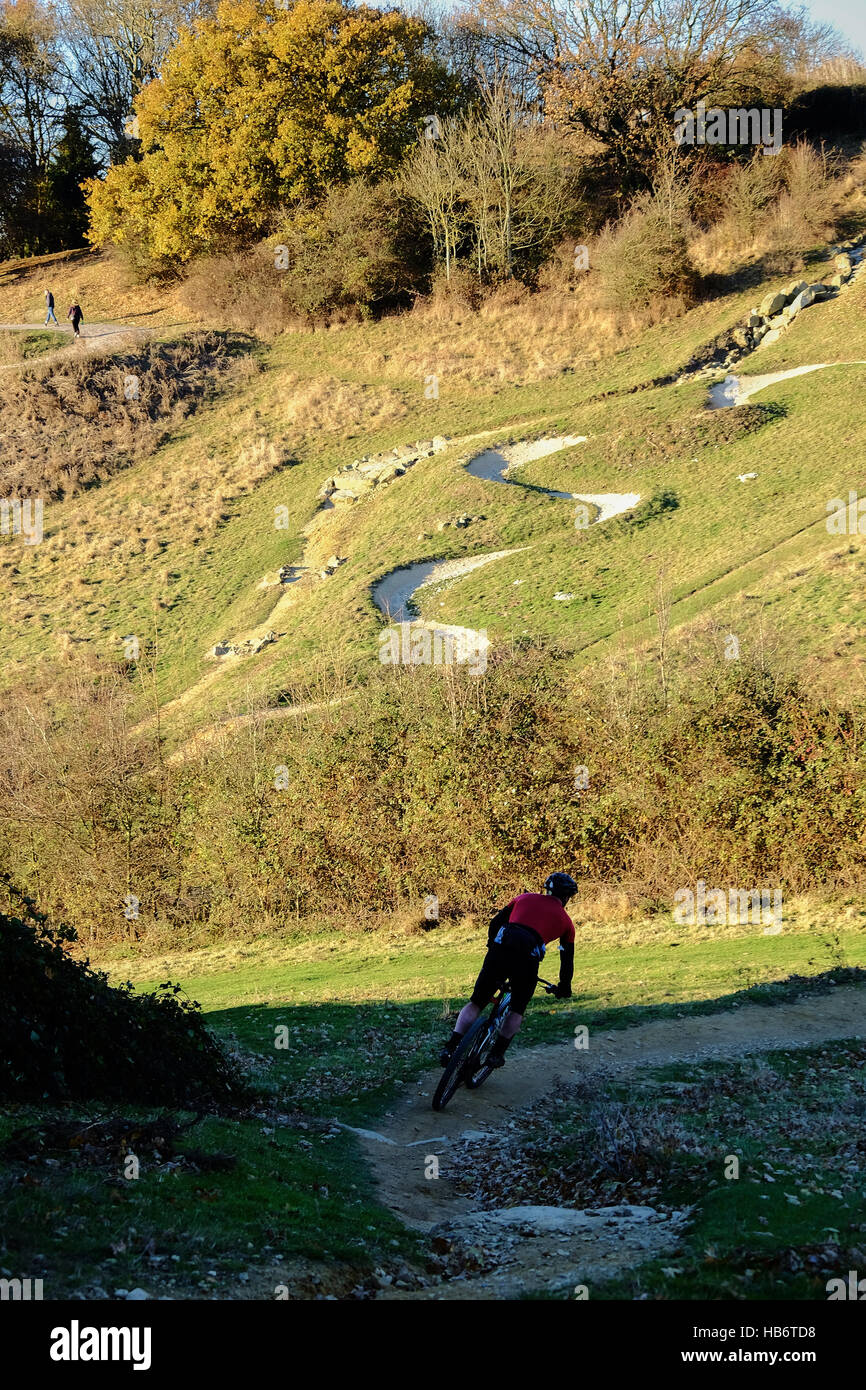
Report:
762,328,784,345
325,555,345,570
746,312,763,328
553,592,575,602
787,286,816,315
737,472,758,481
431,436,451,453
759,290,787,317
126,1289,150,1301
834,253,853,275
826,274,845,289
784,279,807,301
731,327,751,349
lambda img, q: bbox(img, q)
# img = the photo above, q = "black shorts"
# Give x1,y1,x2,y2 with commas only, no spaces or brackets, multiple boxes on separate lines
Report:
470,924,543,1017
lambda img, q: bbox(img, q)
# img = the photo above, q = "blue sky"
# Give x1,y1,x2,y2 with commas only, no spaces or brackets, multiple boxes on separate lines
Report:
806,1,865,57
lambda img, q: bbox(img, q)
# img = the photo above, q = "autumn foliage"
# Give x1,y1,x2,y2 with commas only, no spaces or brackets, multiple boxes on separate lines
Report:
86,0,458,273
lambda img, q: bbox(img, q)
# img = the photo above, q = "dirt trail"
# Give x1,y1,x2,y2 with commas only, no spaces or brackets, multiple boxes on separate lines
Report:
353,985,864,1299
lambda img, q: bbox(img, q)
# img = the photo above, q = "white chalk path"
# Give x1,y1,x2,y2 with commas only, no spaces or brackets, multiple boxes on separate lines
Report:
709,361,866,408
371,549,526,625
372,436,641,644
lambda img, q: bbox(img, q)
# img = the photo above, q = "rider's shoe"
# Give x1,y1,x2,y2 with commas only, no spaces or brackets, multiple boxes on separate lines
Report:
439,1034,461,1066
487,1036,511,1069
488,1051,506,1069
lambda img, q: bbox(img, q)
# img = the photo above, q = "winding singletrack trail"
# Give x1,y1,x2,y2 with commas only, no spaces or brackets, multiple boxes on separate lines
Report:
350,985,865,1299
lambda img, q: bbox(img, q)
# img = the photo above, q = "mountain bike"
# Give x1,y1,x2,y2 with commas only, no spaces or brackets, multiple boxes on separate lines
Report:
431,977,558,1112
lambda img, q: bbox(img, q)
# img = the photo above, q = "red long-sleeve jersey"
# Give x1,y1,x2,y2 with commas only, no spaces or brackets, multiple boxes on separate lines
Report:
501,892,575,945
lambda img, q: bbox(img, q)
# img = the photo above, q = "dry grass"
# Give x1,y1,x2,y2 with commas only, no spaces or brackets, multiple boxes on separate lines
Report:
0,247,191,328
352,278,680,391
691,142,851,276
282,372,406,437
0,333,246,501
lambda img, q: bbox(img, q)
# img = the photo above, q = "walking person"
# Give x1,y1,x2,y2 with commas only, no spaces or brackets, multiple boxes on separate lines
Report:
67,302,83,339
44,289,58,326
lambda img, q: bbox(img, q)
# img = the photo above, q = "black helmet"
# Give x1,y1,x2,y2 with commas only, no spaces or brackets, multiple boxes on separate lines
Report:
544,872,578,903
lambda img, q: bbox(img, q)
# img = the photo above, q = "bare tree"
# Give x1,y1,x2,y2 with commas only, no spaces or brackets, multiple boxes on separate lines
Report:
402,78,581,283
54,0,212,160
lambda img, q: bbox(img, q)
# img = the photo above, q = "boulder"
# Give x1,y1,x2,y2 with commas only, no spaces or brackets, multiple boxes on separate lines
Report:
787,286,817,315
834,253,853,276
783,279,807,301
826,273,846,289
762,327,784,345
746,312,763,328
759,290,787,317
431,436,451,453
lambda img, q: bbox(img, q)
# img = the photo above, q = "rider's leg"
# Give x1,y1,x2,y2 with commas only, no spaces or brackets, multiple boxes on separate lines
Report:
455,1001,481,1034
488,1012,522,1067
439,1000,480,1063
439,951,502,1063
501,1009,523,1039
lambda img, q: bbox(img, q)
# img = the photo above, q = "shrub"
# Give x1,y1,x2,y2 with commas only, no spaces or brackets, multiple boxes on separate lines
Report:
0,332,244,500
769,140,838,251
0,879,246,1107
271,179,430,320
595,189,698,310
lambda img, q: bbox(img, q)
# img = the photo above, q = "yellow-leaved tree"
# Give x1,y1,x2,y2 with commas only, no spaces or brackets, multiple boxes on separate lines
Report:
87,0,458,273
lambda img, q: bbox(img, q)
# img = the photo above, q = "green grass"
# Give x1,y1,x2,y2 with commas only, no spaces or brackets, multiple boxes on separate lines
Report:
105,912,866,1018
0,329,67,359
0,1103,415,1298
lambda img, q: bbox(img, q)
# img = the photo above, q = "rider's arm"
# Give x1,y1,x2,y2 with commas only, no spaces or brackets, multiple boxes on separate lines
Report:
557,936,574,996
487,902,513,946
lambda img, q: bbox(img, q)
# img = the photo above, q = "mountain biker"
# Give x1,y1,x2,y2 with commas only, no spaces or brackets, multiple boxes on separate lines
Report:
439,872,578,1072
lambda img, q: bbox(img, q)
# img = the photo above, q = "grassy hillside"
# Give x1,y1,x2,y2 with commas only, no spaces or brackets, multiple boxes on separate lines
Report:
1,228,865,755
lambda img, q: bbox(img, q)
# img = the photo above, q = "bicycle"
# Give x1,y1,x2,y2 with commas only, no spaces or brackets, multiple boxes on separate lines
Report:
431,976,558,1112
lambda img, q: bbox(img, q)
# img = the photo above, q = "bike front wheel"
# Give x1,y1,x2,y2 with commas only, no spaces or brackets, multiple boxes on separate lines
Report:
431,1012,490,1111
